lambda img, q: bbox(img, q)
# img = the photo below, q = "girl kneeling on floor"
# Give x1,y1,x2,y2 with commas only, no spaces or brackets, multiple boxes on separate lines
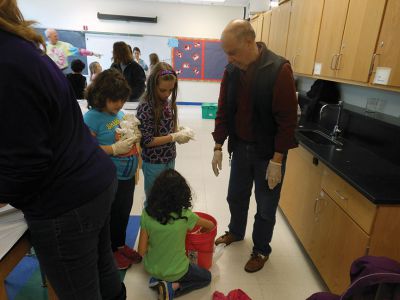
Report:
138,169,214,299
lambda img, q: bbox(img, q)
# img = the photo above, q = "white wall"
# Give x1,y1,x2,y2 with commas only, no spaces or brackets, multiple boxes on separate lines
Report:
19,0,243,103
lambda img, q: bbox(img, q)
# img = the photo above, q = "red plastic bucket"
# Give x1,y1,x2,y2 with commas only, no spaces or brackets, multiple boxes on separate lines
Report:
185,212,217,269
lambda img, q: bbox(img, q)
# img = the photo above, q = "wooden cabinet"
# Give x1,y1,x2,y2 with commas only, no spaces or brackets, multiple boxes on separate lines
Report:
313,0,349,78
250,14,264,42
321,167,376,234
369,206,400,261
280,146,369,293
314,0,386,82
285,0,324,75
261,10,272,46
370,0,400,88
280,144,400,293
280,146,323,250
336,0,386,82
268,1,291,57
309,190,369,293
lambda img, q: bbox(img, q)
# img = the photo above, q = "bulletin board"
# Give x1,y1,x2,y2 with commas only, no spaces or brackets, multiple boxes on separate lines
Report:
172,38,227,82
36,28,88,75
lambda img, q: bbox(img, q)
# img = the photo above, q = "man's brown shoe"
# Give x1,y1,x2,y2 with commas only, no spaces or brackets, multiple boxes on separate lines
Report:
215,231,241,246
244,252,269,273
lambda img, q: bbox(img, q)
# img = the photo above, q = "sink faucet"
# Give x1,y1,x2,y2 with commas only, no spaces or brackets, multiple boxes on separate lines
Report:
319,101,344,139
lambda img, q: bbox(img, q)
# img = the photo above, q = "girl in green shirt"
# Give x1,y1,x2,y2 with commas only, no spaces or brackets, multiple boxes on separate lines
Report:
138,169,214,299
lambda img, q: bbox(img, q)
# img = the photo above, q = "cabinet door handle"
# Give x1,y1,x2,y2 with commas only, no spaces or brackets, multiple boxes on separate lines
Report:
335,189,347,201
368,53,379,76
336,53,343,70
293,54,299,69
314,196,320,215
330,54,339,70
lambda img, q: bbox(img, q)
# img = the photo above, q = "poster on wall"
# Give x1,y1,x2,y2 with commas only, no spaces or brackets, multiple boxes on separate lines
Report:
171,37,227,82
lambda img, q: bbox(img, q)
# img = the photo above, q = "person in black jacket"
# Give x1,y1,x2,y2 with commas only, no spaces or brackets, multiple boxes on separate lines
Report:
0,1,126,299
66,59,87,99
212,19,298,273
111,41,146,102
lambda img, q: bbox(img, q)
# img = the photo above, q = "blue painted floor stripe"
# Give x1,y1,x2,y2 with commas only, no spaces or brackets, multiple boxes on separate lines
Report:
5,255,39,300
126,215,141,248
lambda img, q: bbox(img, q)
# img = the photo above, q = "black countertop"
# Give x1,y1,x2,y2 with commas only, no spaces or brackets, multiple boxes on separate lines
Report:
295,123,400,205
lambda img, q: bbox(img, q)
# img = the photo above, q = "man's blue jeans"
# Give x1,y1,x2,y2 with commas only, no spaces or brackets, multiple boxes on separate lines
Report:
27,178,126,300
226,141,286,256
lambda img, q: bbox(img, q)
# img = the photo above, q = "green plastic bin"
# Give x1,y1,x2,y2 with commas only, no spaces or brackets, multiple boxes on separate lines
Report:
201,103,218,119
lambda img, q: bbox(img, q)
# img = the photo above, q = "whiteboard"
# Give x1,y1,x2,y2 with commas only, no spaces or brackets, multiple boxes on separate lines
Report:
85,33,172,81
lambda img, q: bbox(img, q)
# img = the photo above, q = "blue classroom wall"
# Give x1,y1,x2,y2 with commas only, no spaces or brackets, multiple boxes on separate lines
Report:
204,41,227,80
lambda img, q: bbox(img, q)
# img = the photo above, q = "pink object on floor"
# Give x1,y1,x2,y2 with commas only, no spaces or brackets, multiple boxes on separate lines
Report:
212,289,252,300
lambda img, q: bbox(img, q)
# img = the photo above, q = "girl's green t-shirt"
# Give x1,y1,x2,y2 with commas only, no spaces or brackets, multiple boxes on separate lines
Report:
140,208,199,282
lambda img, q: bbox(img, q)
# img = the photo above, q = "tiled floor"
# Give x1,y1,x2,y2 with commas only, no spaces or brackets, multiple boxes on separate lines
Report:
125,106,327,300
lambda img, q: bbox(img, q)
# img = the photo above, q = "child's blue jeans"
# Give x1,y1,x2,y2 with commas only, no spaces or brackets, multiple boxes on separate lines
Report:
174,263,212,297
142,160,175,203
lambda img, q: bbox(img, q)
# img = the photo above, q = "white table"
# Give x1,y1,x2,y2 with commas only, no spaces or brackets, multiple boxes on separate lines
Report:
0,206,58,300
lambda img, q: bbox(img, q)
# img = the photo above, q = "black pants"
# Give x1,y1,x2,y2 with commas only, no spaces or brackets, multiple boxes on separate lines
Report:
27,178,126,300
110,178,135,251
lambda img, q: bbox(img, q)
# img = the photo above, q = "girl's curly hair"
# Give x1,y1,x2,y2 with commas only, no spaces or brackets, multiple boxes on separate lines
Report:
146,169,192,225
85,69,130,110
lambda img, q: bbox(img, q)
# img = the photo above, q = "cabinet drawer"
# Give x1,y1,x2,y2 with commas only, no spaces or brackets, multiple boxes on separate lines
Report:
321,167,376,234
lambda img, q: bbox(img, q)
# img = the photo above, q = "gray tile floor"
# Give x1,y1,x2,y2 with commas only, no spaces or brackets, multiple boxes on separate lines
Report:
125,106,327,300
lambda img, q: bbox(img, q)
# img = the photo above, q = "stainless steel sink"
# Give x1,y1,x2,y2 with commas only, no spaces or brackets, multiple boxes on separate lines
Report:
297,130,343,146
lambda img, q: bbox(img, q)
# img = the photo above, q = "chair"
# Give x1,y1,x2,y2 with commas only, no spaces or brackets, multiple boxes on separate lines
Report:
308,256,400,300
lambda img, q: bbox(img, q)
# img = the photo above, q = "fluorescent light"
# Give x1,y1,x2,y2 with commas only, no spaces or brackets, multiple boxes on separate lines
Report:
180,0,226,2
270,0,278,7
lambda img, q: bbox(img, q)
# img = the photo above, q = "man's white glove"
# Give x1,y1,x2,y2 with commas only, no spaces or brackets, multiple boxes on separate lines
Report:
171,131,191,144
111,137,134,156
266,160,282,189
212,150,223,176
94,53,102,58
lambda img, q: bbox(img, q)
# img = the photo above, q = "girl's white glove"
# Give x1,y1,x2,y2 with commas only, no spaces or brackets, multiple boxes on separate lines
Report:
111,137,134,156
170,131,191,144
178,126,195,140
266,160,282,189
132,125,142,143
